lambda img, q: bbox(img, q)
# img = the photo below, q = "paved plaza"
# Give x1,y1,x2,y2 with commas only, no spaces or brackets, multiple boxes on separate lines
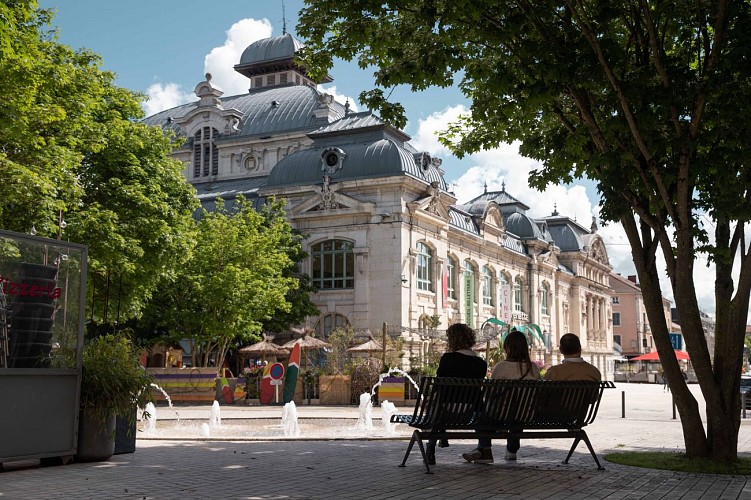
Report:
1,383,750,499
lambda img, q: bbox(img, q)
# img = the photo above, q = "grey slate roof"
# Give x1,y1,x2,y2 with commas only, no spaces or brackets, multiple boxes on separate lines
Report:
193,176,268,202
142,85,344,140
264,138,446,189
468,189,530,212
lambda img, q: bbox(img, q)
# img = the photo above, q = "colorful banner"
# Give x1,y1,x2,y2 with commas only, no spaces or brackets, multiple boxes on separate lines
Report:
500,284,512,323
282,342,301,404
441,259,448,309
464,271,474,326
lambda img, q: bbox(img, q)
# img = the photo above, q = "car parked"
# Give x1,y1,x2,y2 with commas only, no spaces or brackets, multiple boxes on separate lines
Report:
741,375,751,411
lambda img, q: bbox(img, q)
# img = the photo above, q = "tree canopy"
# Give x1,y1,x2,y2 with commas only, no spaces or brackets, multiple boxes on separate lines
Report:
0,1,198,320
143,198,302,369
298,0,751,460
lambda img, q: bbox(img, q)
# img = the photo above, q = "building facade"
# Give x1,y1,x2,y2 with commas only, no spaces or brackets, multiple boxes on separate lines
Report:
143,33,615,378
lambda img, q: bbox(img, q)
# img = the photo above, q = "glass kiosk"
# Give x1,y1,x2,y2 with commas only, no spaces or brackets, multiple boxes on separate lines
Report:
0,229,87,465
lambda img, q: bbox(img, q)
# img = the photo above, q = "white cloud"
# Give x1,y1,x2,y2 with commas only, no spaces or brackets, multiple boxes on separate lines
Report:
142,82,194,116
204,18,274,97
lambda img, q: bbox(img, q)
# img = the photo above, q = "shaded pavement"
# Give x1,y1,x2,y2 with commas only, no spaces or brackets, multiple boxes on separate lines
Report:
1,383,750,499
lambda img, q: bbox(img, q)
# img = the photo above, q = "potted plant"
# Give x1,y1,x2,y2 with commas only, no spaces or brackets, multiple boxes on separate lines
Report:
76,334,153,462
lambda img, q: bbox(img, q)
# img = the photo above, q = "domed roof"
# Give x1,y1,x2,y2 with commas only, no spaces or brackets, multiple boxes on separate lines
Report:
238,34,304,66
141,85,344,139
504,212,544,240
265,138,447,189
547,224,584,252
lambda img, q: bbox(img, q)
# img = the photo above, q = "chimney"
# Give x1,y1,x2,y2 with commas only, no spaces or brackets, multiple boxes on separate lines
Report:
627,275,637,283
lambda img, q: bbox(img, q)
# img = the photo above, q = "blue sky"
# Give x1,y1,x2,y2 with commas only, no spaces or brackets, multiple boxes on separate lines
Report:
39,0,732,320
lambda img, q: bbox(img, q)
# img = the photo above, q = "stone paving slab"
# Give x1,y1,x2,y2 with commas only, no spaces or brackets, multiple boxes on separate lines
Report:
1,383,750,499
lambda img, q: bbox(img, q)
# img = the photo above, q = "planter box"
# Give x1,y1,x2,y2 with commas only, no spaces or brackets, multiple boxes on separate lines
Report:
378,376,405,403
319,375,351,405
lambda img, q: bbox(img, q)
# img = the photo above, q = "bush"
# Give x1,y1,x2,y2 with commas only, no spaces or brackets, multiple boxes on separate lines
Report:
80,334,154,427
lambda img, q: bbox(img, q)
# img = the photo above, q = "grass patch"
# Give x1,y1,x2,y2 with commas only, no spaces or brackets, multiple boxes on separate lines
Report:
604,451,751,475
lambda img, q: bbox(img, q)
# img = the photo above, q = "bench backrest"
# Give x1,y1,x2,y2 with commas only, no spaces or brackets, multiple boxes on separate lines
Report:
413,377,613,430
409,377,483,428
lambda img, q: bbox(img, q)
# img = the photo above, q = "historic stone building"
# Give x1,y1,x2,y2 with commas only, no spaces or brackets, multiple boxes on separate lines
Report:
143,33,615,377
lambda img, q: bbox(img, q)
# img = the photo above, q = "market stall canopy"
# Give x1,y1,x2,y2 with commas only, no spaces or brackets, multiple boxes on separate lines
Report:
631,349,690,361
281,335,332,350
238,336,288,358
347,339,394,353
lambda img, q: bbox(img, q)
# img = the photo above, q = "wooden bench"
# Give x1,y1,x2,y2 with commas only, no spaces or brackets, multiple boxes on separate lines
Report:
391,377,615,473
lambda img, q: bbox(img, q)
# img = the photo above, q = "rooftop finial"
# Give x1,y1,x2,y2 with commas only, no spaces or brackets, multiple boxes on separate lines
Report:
552,203,559,216
501,180,506,192
483,181,488,194
282,0,287,35
344,99,351,116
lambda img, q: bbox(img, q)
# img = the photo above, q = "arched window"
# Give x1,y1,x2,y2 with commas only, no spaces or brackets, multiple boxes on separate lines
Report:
193,127,219,178
311,239,354,289
499,272,509,286
416,243,433,292
481,265,493,306
514,276,524,312
315,313,349,338
447,256,457,299
541,282,550,315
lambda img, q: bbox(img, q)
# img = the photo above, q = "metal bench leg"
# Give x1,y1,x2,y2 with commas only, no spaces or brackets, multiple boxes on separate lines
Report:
400,430,435,473
399,431,419,467
565,431,604,470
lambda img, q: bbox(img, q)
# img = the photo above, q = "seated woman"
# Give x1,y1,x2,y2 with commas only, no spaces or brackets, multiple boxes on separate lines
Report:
462,329,540,464
426,323,487,465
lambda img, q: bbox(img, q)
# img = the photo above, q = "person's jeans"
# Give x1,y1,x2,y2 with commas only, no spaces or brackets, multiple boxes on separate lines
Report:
478,428,521,452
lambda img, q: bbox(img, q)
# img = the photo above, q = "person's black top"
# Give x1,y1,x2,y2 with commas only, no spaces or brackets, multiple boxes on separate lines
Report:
437,351,487,379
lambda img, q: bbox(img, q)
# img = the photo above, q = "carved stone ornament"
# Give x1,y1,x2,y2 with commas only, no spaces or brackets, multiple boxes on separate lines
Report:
318,175,339,210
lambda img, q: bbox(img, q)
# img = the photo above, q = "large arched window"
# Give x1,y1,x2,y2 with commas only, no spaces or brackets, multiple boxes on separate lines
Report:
311,239,354,289
193,127,219,178
541,282,550,315
416,242,433,292
447,256,457,299
514,276,524,312
481,265,494,306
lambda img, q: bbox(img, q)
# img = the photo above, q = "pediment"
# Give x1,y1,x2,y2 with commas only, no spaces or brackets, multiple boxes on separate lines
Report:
291,187,375,217
481,205,506,233
411,194,450,221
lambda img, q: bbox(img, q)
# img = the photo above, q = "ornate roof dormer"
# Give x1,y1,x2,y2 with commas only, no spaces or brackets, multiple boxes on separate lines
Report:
195,73,223,107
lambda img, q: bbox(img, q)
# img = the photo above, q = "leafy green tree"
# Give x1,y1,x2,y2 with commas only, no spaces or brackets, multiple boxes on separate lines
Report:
299,0,751,461
0,2,198,322
150,198,300,369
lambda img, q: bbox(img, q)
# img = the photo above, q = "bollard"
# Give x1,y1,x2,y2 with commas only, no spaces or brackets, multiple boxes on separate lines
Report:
672,395,677,419
622,390,625,418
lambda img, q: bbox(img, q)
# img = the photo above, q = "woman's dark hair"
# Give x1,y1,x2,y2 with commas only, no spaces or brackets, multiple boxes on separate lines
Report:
504,329,533,379
446,323,476,352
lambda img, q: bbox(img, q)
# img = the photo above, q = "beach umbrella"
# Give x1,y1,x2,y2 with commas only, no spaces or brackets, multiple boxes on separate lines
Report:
239,336,288,362
631,349,690,362
282,332,332,370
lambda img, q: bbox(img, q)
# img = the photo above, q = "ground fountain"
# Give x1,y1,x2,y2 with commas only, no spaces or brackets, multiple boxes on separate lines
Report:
150,383,179,423
355,392,374,431
281,402,301,437
209,400,221,428
142,402,157,433
136,375,413,440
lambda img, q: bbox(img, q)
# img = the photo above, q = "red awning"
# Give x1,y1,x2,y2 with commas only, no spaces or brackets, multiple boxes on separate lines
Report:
631,349,690,361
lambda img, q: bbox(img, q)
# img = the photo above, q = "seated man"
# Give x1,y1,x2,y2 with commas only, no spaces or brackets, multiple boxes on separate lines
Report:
545,333,601,381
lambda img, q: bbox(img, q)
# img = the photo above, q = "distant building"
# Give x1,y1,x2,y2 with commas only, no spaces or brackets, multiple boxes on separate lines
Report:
143,32,616,377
